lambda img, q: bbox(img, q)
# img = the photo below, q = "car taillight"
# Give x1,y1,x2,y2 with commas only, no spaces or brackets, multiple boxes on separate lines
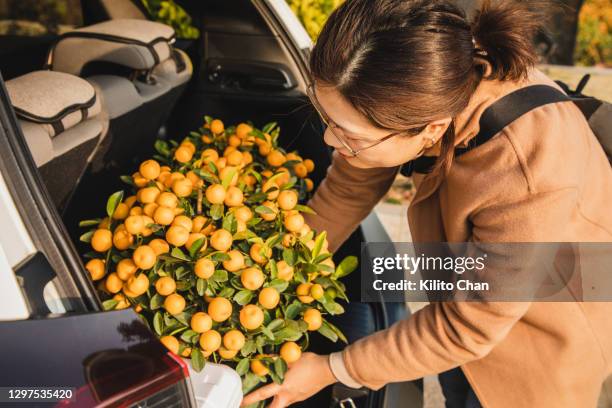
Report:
127,376,192,408
57,352,195,408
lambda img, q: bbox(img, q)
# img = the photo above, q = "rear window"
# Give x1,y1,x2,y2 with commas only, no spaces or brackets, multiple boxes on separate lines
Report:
0,0,83,79
0,0,82,36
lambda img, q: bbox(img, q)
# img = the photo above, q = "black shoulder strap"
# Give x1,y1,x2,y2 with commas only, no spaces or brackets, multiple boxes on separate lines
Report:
473,85,570,148
400,85,571,177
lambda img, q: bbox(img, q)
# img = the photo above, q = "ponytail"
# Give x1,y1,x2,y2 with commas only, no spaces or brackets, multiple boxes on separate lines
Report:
472,0,551,81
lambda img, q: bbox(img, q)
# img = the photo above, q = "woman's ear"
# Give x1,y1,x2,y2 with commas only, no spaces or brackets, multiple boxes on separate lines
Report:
423,117,452,147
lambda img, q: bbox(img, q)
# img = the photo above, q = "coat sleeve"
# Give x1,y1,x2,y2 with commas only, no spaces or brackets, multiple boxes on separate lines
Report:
341,185,579,389
303,151,398,252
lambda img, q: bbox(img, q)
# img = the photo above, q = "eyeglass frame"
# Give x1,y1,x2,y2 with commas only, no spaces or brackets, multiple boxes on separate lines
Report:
306,84,427,157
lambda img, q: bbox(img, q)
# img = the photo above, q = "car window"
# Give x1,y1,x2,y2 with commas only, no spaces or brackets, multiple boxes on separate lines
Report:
0,0,82,36
0,0,83,79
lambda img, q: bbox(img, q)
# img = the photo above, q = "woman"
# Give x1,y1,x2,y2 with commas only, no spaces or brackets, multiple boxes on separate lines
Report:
243,0,612,407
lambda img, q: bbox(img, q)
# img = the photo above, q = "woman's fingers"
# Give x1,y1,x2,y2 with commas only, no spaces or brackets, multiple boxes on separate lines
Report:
241,383,282,406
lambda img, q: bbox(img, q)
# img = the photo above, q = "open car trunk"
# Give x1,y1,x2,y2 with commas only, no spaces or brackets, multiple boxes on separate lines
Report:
61,83,386,408
58,1,421,406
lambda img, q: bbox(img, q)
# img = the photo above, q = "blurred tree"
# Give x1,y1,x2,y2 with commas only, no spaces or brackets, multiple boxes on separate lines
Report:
286,0,344,39
574,0,612,66
140,0,199,39
0,0,81,35
286,0,611,67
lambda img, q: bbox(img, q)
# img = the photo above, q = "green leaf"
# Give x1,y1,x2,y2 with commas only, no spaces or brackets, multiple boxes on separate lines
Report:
261,326,275,340
268,258,278,278
233,289,254,305
154,139,170,157
313,253,333,265
242,372,263,395
211,269,229,282
285,302,304,320
79,219,101,227
189,237,206,259
241,339,256,357
196,278,207,296
282,248,298,266
249,169,262,183
265,233,282,248
272,326,302,342
218,286,236,298
269,368,282,384
318,263,335,274
106,190,124,218
262,121,278,134
176,280,192,292
153,312,164,336
324,320,348,344
181,329,198,343
210,203,224,220
120,175,135,186
79,230,94,243
208,161,219,175
191,348,206,372
222,213,236,233
204,115,213,125
171,247,190,261
233,230,257,241
267,279,289,293
246,192,267,204
150,293,164,310
267,318,285,331
254,205,274,215
255,335,266,353
175,266,192,280
294,204,317,215
322,299,345,315
273,358,287,381
280,177,297,190
174,312,191,326
334,256,359,278
249,128,266,140
194,169,218,184
221,167,237,190
211,252,231,262
317,321,339,342
102,299,118,311
312,231,326,259
236,358,250,376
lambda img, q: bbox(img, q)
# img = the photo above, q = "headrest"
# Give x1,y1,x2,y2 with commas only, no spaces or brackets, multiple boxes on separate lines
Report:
7,71,101,137
48,19,176,76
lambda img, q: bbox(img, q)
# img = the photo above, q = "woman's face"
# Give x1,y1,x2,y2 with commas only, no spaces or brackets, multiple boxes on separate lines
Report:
313,85,451,169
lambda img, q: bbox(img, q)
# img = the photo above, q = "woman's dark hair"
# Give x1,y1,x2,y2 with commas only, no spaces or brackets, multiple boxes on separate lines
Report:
310,0,550,172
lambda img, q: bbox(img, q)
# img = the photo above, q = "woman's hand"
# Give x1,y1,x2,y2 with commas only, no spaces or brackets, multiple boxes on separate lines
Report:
241,352,337,408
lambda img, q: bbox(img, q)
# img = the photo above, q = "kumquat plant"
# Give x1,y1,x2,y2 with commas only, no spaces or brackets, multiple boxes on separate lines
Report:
79,116,358,395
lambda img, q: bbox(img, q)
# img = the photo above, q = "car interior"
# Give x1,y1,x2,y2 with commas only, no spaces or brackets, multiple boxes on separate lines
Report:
0,1,419,406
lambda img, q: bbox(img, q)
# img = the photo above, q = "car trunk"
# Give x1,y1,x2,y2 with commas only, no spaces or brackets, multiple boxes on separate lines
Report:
60,73,388,407
59,0,402,405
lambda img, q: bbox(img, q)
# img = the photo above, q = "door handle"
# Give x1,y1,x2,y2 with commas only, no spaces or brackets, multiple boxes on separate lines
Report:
206,58,297,91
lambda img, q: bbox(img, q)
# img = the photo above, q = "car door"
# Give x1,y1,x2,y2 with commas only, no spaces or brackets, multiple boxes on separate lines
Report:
0,73,197,407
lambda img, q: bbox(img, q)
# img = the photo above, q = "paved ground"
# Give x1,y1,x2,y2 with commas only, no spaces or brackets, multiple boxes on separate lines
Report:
539,64,612,102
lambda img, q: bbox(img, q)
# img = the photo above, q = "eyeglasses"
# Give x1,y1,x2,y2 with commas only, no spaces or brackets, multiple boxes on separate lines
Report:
306,84,427,157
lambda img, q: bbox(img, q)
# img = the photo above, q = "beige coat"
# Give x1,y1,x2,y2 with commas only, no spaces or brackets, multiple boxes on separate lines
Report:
305,68,612,407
